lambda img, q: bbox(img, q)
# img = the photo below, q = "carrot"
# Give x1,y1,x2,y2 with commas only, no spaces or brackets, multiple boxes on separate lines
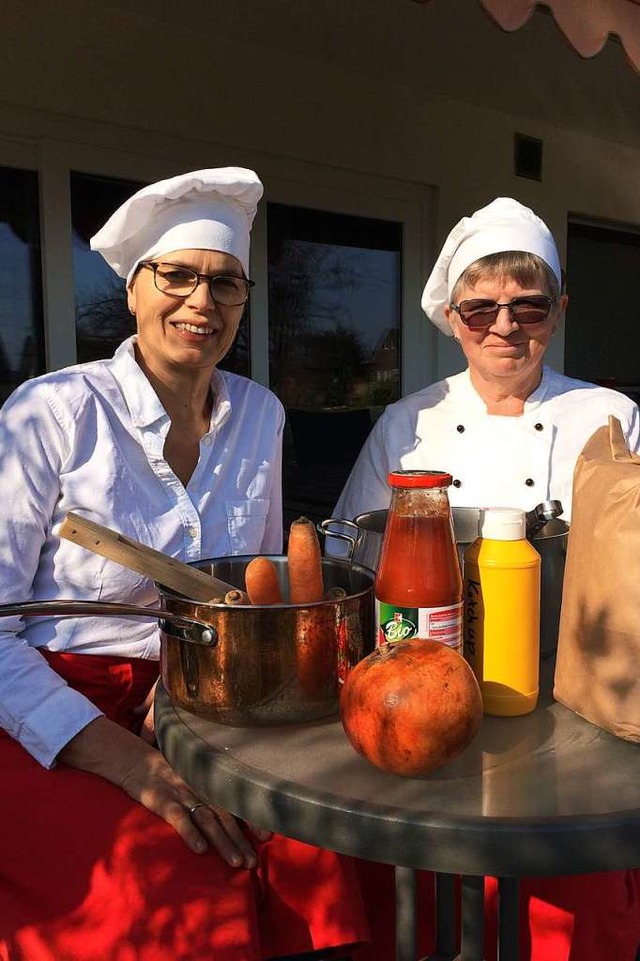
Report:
245,556,283,605
296,606,338,700
287,516,324,604
287,518,332,697
224,589,250,606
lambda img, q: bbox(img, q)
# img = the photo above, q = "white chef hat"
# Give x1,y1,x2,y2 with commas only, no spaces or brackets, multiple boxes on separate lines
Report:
421,197,562,336
90,167,263,283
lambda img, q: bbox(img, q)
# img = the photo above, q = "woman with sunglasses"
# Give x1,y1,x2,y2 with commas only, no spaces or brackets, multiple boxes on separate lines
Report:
336,197,639,523
0,169,368,961
335,197,640,959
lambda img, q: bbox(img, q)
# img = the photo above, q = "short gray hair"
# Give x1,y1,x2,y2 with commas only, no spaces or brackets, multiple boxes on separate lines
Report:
450,251,561,303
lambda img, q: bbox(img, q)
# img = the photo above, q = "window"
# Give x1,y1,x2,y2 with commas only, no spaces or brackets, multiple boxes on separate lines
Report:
70,171,249,374
0,166,45,404
267,202,402,525
566,219,640,403
268,203,402,410
71,171,144,364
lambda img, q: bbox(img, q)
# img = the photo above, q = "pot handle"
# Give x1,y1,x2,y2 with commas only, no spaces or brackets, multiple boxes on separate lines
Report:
0,600,218,647
317,518,358,558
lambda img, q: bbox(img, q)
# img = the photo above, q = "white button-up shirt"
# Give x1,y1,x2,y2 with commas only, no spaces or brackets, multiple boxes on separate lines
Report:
0,338,284,767
335,366,640,522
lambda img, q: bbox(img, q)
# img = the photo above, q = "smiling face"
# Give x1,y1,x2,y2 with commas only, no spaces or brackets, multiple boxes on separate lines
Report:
444,271,567,395
126,248,246,379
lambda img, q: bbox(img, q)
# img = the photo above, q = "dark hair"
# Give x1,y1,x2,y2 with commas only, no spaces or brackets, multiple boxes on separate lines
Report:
450,251,561,302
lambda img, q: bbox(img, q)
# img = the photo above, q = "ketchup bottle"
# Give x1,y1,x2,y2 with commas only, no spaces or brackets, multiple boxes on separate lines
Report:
375,470,463,653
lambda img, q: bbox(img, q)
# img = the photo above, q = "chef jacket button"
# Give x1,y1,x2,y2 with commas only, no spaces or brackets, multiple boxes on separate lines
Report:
202,435,213,446
187,525,198,537
452,479,462,488
534,423,544,431
525,478,535,487
456,424,465,433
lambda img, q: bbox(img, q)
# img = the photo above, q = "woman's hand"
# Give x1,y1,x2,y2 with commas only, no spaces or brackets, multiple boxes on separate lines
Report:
58,716,272,865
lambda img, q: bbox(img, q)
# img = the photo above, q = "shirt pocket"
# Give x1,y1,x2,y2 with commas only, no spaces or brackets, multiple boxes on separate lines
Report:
226,499,270,554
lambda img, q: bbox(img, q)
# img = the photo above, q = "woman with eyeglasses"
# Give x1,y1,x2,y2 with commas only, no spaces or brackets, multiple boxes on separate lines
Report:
335,197,640,960
0,169,368,961
336,197,639,523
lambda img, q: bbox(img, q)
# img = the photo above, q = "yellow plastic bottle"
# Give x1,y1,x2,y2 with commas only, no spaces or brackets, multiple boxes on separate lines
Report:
463,507,541,716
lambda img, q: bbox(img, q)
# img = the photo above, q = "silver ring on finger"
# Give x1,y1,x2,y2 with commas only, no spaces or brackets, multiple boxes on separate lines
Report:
186,801,206,817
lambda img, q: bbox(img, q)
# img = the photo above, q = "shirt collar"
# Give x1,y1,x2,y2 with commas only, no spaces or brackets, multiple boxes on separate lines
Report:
522,365,551,411
110,336,231,431
110,337,166,428
456,365,552,414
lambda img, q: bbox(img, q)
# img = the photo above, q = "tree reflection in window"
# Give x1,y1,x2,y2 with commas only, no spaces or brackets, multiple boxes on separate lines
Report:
267,203,402,525
268,204,401,412
0,166,45,405
72,172,144,364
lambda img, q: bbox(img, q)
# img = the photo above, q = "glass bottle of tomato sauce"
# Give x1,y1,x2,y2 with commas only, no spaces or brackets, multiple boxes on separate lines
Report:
375,470,463,653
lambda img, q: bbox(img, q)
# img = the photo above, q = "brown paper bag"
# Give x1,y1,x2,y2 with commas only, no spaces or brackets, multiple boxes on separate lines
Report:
554,415,640,741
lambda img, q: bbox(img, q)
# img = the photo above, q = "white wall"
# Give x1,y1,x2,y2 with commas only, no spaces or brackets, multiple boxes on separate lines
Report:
1,0,640,386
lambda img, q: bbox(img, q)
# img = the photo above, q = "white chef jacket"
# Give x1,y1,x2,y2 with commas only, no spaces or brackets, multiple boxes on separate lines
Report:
0,337,284,767
335,366,640,522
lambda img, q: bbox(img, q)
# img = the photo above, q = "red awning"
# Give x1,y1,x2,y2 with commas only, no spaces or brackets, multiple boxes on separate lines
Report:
413,0,640,72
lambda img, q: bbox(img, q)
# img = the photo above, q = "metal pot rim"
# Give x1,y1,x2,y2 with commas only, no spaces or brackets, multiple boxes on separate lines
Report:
159,553,376,607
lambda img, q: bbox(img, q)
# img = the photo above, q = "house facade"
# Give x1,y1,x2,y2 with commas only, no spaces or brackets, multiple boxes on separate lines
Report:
2,0,640,518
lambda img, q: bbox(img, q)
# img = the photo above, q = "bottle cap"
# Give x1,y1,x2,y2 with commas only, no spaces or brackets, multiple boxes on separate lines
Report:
387,470,452,489
479,507,526,541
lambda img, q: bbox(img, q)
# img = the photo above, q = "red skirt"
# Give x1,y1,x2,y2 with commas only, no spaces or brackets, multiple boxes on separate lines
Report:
0,651,369,961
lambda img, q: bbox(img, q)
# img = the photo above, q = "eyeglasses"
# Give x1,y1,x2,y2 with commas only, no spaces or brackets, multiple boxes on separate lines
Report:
139,262,254,306
450,295,554,330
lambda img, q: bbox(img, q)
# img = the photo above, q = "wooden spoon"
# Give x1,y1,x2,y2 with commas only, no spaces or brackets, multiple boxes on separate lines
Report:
59,512,235,603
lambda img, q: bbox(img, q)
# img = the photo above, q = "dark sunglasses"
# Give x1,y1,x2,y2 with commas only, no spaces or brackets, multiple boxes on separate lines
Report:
450,295,554,330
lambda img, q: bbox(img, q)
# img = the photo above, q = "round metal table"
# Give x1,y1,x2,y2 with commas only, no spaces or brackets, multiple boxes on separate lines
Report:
155,660,640,961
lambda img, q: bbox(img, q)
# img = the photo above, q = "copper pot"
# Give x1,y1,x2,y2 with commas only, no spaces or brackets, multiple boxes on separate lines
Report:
0,555,375,726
